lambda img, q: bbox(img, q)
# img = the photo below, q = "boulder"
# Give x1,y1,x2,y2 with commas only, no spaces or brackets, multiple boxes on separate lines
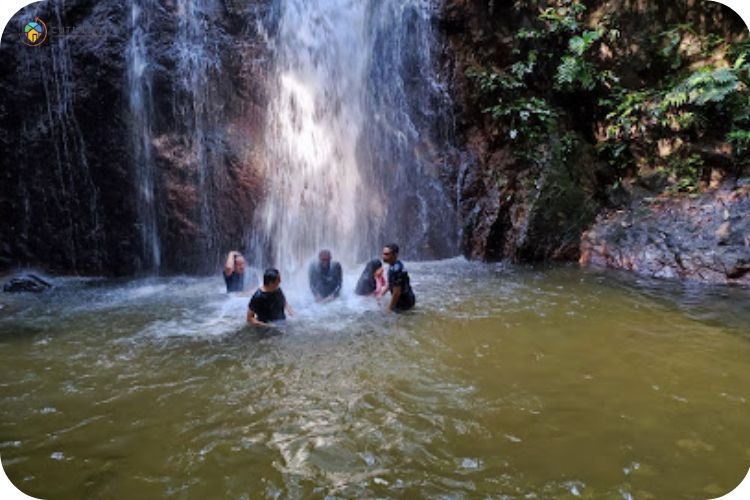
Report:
3,274,53,293
580,185,750,285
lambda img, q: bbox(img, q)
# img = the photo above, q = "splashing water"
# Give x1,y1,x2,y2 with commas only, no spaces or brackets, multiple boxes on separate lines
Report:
254,0,459,276
1,262,750,498
256,0,371,275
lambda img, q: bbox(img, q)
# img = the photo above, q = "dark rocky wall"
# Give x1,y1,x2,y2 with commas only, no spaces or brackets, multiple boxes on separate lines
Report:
1,1,135,274
0,0,270,276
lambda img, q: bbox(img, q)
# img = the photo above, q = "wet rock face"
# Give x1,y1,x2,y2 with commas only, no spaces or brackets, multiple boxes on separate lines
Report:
437,1,605,264
0,0,135,275
580,185,750,285
448,121,602,264
0,0,270,275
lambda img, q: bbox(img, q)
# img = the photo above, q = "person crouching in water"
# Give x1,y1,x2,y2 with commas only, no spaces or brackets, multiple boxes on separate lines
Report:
224,250,247,293
355,259,388,298
382,243,416,312
308,249,343,303
247,268,294,326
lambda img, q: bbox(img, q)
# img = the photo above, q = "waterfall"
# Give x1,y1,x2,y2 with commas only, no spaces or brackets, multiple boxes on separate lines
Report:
254,0,459,275
37,1,103,270
364,0,460,260
256,0,371,275
127,0,223,272
173,0,222,264
127,0,160,272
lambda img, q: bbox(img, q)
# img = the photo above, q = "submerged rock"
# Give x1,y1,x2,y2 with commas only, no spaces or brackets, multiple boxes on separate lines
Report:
580,185,750,285
3,274,53,293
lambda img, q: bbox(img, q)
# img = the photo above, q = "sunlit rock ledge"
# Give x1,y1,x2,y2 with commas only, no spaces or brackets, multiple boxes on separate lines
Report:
580,182,750,285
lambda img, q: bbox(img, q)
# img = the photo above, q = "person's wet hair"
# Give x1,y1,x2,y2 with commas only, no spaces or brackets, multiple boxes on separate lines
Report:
263,268,280,286
365,259,382,275
385,243,399,255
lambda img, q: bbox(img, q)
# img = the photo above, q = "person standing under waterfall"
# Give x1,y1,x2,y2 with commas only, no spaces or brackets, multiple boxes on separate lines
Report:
309,250,343,302
382,243,416,312
223,251,247,293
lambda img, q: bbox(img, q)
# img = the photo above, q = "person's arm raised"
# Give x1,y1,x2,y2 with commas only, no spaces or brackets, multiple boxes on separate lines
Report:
225,251,238,276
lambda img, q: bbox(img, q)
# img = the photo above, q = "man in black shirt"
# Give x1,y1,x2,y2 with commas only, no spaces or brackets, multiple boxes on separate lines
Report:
308,249,343,302
247,268,294,326
223,250,246,293
382,243,416,312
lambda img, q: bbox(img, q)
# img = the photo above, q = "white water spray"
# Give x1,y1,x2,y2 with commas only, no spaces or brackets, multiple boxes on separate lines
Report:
257,0,375,275
255,0,460,278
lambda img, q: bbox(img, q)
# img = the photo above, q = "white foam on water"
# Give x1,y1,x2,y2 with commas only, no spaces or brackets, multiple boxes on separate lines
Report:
126,265,390,339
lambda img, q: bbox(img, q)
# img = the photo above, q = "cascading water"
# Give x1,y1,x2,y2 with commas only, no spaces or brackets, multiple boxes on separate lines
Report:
173,0,222,264
21,1,103,270
364,0,461,259
126,0,229,272
256,0,372,275
127,0,161,272
7,0,457,274
255,0,459,275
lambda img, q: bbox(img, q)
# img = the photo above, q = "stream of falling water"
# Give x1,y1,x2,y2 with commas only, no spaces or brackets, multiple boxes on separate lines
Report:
18,1,104,271
174,0,222,263
256,0,373,276
127,0,161,272
254,0,459,276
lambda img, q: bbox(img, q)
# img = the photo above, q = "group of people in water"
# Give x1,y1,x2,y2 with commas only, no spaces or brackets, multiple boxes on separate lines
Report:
222,244,416,327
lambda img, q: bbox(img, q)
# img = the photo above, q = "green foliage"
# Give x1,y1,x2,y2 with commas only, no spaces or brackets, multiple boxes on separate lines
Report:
465,67,502,95
654,24,730,71
655,25,691,70
538,1,587,33
517,27,542,41
569,30,601,56
555,55,598,91
728,39,750,74
664,154,704,193
661,67,740,109
596,88,644,171
465,0,613,163
539,7,615,93
550,22,615,91
727,129,750,159
596,140,632,176
463,0,749,192
511,51,538,81
485,97,560,162
599,53,749,180
465,50,541,97
465,67,519,95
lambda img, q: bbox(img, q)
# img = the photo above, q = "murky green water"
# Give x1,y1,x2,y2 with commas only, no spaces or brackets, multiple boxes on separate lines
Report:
1,260,749,499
